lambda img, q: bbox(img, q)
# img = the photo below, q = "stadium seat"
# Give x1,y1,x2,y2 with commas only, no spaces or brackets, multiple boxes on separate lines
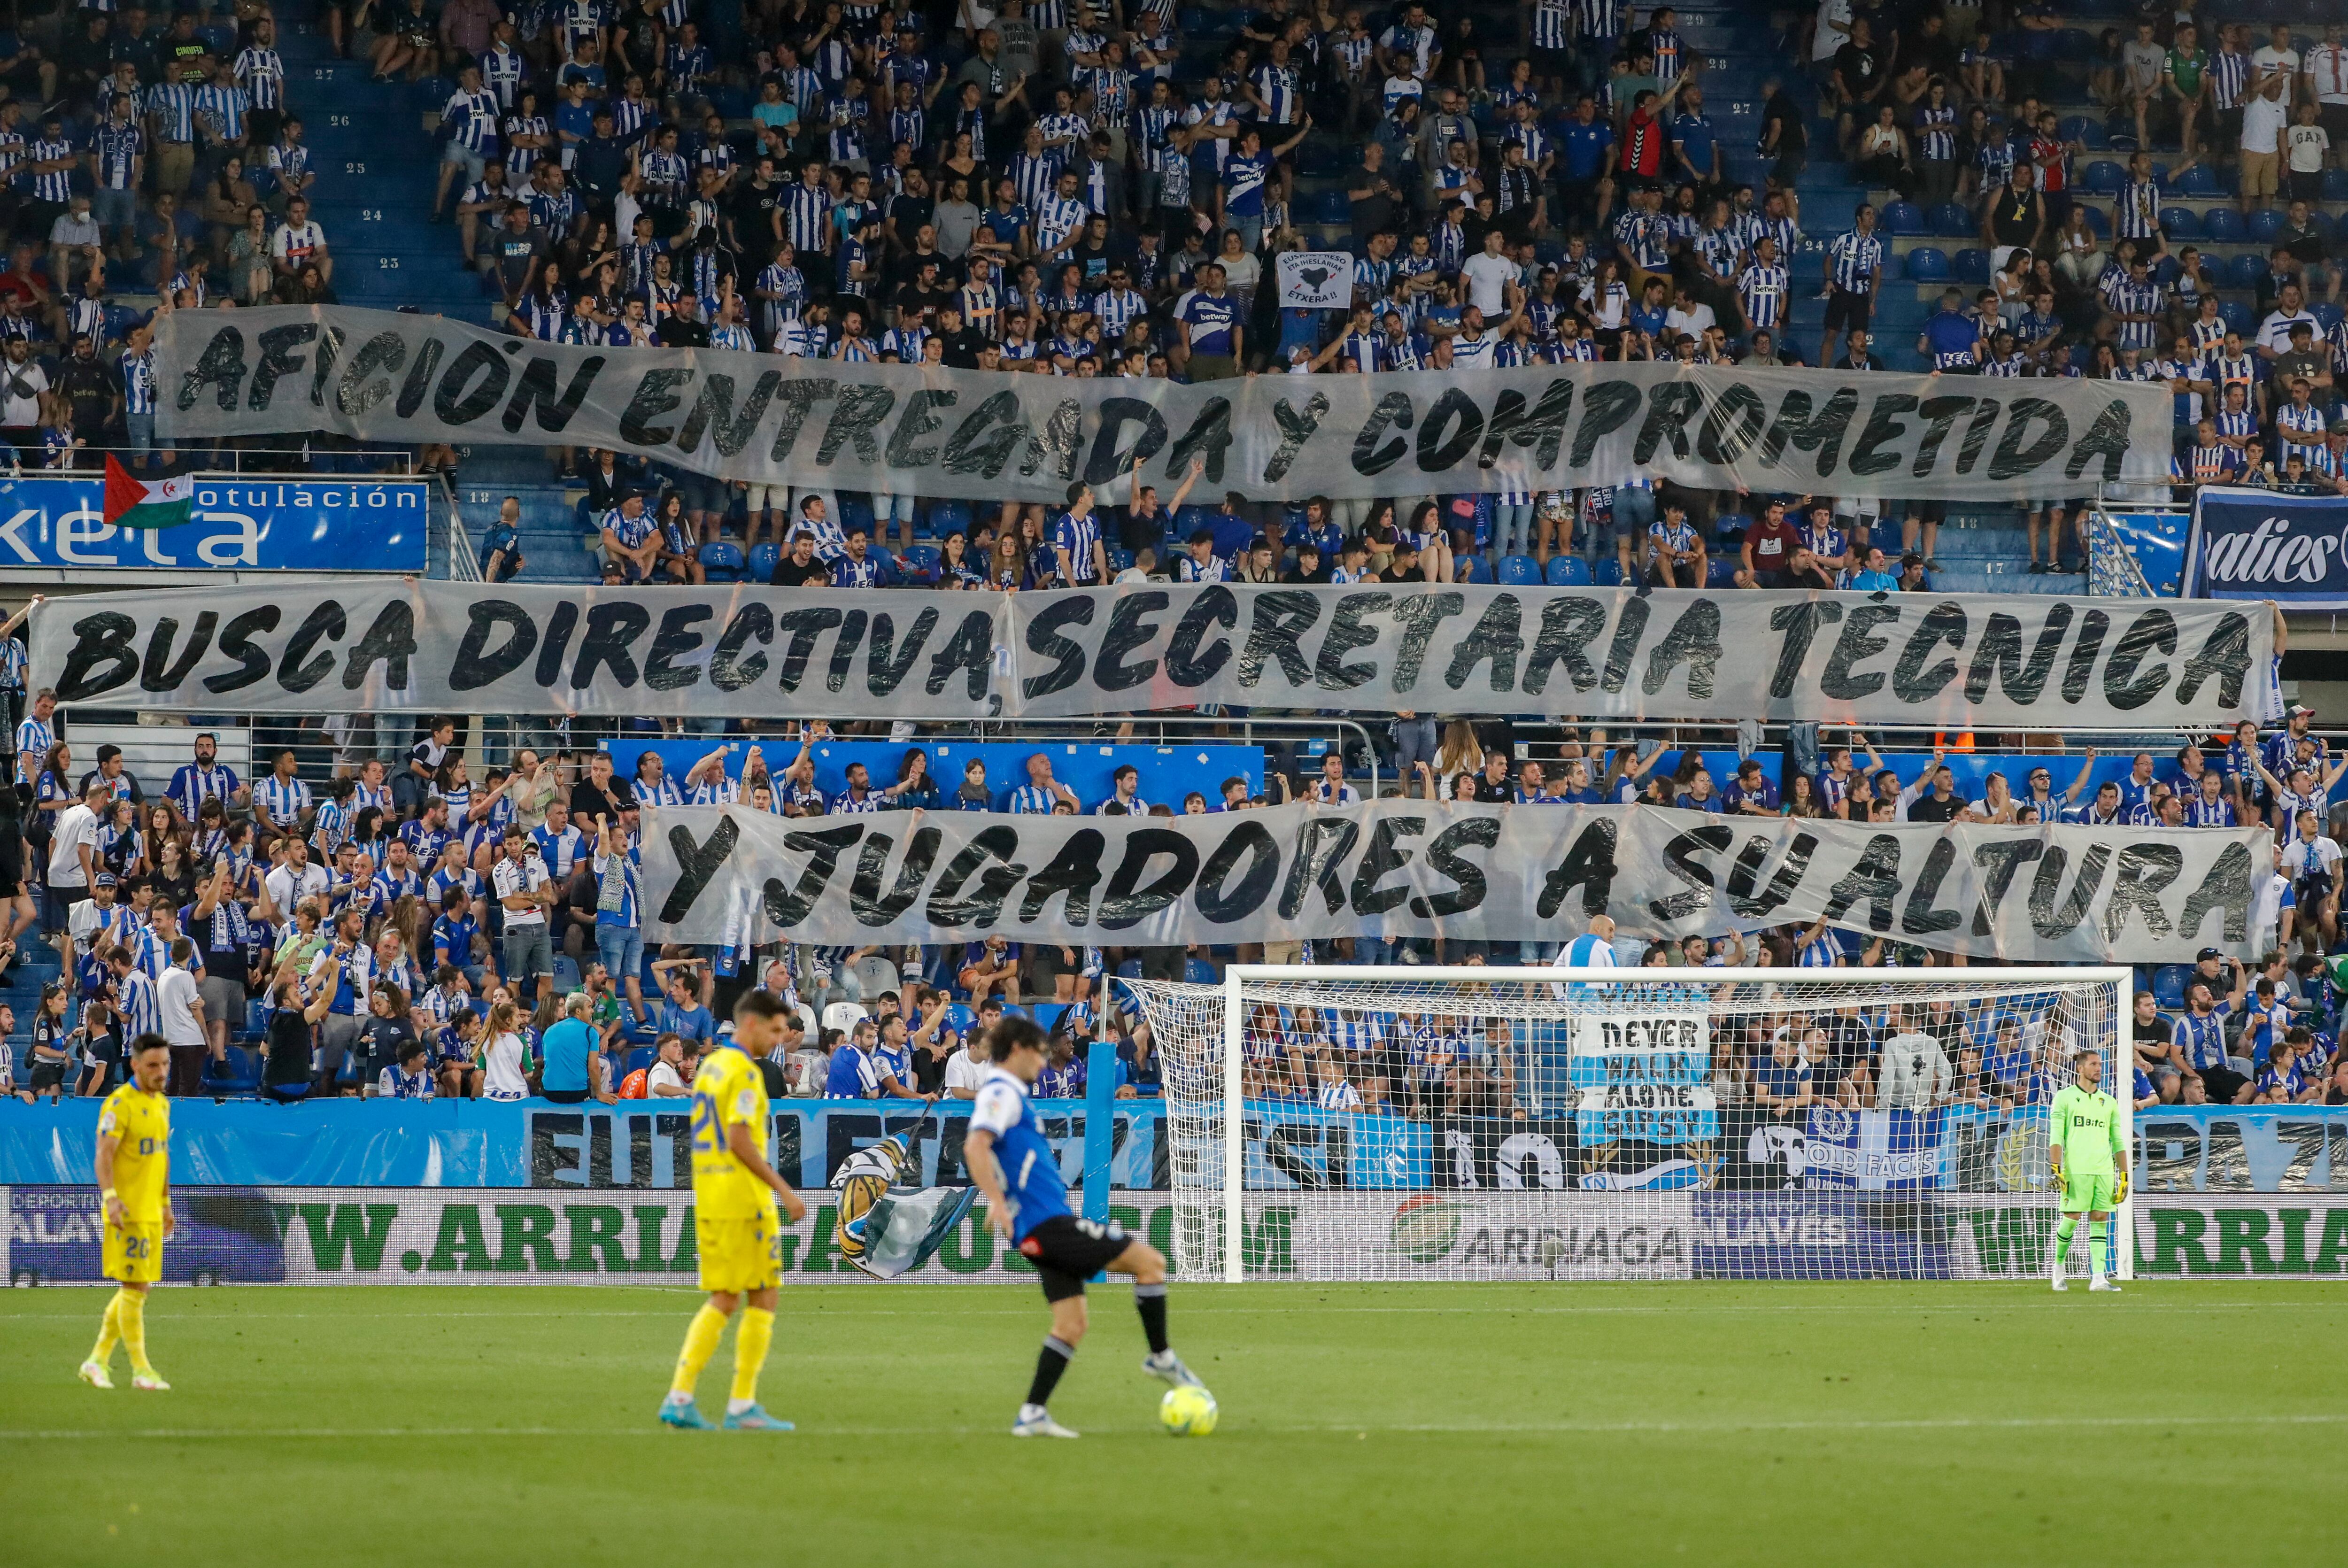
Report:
552,955,582,994
2316,303,2344,333
1182,958,1219,984
2151,964,2189,1010
1454,554,1486,583
2201,207,2246,243
2326,169,2348,203
2060,117,2100,148
699,541,746,582
1928,202,1972,238
1880,201,1925,236
748,542,780,581
2175,162,2224,197
2247,208,2286,243
2224,252,2265,292
2082,160,2124,196
624,1047,656,1077
1496,554,1541,585
1591,558,1625,587
2220,300,2254,336
1713,511,1750,543
1031,1003,1070,1035
1954,248,1991,284
852,954,900,999
1704,557,1738,588
903,543,942,581
1545,555,1592,586
1905,248,1949,282
2082,206,2110,239
1303,188,1350,224
2157,207,2199,240
822,1001,867,1035
925,498,972,537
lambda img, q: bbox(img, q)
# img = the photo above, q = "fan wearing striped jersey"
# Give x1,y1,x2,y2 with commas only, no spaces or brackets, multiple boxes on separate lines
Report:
1555,914,1619,969
967,1016,1206,1438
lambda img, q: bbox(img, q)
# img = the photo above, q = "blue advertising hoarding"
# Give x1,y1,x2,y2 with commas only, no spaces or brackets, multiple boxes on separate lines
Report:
608,737,1266,810
0,473,427,572
2186,485,2348,609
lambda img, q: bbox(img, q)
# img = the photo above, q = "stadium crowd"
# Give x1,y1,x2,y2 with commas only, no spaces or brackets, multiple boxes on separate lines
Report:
0,699,2340,1115
1,0,2348,1115
0,0,2335,582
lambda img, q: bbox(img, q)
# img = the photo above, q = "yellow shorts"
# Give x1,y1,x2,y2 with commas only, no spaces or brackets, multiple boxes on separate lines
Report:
696,1213,780,1294
103,1219,163,1284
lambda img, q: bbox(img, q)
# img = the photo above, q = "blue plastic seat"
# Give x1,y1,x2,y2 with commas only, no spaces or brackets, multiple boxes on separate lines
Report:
1496,553,1541,585
2325,169,2348,202
2316,302,2345,333
1545,554,1592,585
2219,299,2254,335
2247,208,2286,243
903,543,942,581
1905,247,1949,282
2224,252,2266,291
925,498,972,537
2201,207,2246,244
1929,201,1973,237
1704,557,1739,588
1954,247,1991,284
624,1047,656,1077
2176,162,2224,197
748,541,780,581
2158,206,2200,240
2151,963,2189,1010
699,541,746,582
1880,201,1925,236
2083,160,2124,196
1304,188,1350,224
1591,558,1625,587
552,955,582,993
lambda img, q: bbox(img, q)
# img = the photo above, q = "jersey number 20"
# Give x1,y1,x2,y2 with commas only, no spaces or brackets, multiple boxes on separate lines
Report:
690,1091,722,1153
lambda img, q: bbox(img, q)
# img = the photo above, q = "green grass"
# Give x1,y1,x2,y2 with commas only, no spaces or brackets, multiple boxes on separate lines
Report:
3,1281,2341,1566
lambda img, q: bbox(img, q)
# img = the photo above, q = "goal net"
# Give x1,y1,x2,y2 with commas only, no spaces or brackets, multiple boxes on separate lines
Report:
1120,965,2131,1284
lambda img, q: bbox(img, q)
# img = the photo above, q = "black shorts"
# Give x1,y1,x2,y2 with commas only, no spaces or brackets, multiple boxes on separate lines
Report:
1823,289,1873,333
29,1060,65,1091
2323,103,2348,144
1908,499,1947,523
1019,1214,1131,1302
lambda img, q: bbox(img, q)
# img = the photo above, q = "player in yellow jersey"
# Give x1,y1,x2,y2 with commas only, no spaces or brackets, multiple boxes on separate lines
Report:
81,1035,174,1391
659,992,808,1432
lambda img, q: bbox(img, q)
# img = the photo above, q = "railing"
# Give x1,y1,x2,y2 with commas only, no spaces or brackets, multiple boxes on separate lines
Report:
439,473,484,583
2085,503,2161,598
1,442,417,476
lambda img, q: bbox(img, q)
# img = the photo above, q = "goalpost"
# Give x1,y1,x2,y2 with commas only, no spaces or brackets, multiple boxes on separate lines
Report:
1122,966,2132,1285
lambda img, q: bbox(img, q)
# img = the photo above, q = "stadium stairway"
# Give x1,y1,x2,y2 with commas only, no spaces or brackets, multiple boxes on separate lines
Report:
275,23,501,321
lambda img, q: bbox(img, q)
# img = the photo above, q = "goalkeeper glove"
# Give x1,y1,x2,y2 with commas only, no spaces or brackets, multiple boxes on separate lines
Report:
2113,1168,2129,1204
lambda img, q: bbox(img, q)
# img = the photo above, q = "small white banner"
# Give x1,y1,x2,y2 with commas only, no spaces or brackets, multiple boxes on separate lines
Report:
1275,250,1356,309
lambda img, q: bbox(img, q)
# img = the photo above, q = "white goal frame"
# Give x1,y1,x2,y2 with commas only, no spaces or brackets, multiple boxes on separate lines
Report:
1213,964,2135,1283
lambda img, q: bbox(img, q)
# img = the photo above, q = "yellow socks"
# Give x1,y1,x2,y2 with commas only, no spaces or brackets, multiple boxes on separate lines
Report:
670,1303,728,1398
89,1289,125,1367
729,1307,775,1408
117,1289,152,1375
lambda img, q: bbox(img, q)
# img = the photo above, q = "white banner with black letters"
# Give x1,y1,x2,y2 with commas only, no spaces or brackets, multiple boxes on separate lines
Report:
641,802,2265,961
29,581,2274,730
1275,250,1357,310
152,305,2172,503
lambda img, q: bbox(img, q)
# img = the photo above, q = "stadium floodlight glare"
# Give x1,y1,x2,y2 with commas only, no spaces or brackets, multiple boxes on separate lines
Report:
1123,965,2132,1287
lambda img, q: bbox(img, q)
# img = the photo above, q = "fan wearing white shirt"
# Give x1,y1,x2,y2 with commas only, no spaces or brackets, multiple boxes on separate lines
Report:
1460,229,1518,317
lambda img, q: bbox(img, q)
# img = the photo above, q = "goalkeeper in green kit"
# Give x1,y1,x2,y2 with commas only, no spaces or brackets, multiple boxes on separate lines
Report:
2048,1047,2129,1293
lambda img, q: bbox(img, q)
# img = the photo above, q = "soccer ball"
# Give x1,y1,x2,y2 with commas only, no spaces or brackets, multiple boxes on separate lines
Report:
1159,1385,1218,1437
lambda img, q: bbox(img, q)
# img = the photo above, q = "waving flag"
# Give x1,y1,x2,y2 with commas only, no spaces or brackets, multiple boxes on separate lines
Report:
101,454,194,531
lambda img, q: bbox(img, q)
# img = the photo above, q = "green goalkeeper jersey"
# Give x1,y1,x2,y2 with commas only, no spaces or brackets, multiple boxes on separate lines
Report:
2050,1084,2123,1177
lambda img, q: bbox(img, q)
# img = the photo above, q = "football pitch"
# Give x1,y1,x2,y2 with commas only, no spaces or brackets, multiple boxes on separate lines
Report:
4,1281,2340,1566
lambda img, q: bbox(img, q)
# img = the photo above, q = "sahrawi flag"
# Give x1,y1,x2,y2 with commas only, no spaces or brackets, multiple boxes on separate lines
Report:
101,454,194,531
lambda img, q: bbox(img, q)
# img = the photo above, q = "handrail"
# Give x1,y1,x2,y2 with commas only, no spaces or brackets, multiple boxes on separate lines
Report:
439,472,484,584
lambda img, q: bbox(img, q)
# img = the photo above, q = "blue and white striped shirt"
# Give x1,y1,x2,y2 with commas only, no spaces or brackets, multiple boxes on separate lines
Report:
1828,230,1885,293
255,773,311,825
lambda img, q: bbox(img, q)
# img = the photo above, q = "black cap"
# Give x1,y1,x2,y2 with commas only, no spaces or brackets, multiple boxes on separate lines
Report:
2196,946,2223,962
